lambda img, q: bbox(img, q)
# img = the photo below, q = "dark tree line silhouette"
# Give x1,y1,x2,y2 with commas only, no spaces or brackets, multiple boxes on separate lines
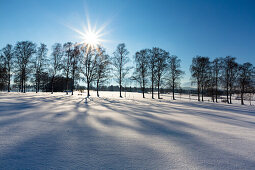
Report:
190,56,255,105
0,41,255,105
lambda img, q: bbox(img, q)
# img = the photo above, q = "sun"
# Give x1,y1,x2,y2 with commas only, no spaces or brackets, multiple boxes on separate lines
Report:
83,30,100,49
67,17,108,51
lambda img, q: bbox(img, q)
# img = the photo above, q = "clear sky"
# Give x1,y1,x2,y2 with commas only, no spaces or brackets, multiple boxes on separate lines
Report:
0,0,255,86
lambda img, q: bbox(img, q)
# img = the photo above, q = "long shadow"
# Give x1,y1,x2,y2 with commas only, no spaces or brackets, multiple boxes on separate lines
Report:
92,97,255,169
1,94,255,169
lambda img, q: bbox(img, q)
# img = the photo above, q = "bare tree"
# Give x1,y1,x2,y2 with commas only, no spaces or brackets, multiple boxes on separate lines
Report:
70,44,81,95
63,42,72,94
238,62,255,105
14,41,36,93
1,44,14,92
154,48,169,99
212,57,222,102
168,55,184,100
222,56,238,104
132,49,149,98
34,43,48,93
81,45,98,97
190,56,210,101
95,47,111,97
148,49,156,99
112,43,130,98
50,43,63,94
0,62,8,90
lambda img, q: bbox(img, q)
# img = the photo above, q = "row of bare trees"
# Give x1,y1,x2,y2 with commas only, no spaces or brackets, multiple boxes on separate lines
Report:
1,41,254,105
0,41,112,97
131,47,184,99
190,56,255,105
0,41,184,100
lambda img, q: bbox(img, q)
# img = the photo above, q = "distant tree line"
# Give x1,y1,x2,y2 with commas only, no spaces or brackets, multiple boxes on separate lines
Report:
190,56,255,105
1,41,255,105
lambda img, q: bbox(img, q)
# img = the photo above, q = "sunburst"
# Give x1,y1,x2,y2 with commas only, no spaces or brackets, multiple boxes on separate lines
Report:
68,18,107,51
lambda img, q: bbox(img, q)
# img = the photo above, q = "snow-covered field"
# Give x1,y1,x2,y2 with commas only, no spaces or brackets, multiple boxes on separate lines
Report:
0,91,255,169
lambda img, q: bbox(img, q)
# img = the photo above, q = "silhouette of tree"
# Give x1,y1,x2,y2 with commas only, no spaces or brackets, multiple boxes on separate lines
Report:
0,61,8,90
112,43,130,98
211,57,222,102
154,48,169,99
81,45,98,97
190,56,210,101
34,43,48,93
95,47,111,97
63,42,73,94
148,49,156,99
70,44,81,95
50,43,63,94
222,56,238,104
0,44,14,92
238,62,255,105
168,55,184,100
14,41,36,93
132,49,149,98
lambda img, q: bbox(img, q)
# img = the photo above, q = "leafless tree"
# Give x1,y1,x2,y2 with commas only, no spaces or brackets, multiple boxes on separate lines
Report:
148,49,156,99
112,43,130,98
81,45,98,97
238,62,255,105
14,41,36,93
50,43,63,94
95,47,111,97
168,55,184,100
63,42,72,94
132,49,149,98
222,56,238,104
0,58,8,90
154,48,169,99
190,56,210,101
34,43,48,93
70,44,81,95
0,44,14,92
211,57,222,102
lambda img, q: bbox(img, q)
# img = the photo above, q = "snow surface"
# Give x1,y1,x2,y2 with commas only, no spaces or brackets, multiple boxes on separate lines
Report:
0,91,255,169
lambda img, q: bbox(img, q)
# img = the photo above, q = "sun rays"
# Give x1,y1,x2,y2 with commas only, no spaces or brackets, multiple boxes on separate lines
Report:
67,16,108,51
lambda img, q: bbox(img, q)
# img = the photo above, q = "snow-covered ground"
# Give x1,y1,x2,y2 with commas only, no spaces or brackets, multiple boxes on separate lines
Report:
0,91,255,169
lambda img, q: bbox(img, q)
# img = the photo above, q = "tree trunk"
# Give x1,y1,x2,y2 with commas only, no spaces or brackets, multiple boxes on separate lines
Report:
97,80,99,97
36,82,38,93
157,80,160,99
72,69,75,95
215,77,218,102
197,84,200,101
23,77,26,93
51,76,54,94
151,75,154,99
172,79,175,100
21,77,23,93
202,86,204,102
7,68,10,92
215,87,218,103
142,79,145,98
66,73,69,95
229,90,232,104
241,92,244,105
119,71,122,98
226,82,229,104
87,81,90,97
38,79,40,93
241,84,244,105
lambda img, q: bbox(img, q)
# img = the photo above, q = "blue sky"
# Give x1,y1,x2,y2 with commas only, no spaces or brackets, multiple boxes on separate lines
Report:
0,0,255,86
